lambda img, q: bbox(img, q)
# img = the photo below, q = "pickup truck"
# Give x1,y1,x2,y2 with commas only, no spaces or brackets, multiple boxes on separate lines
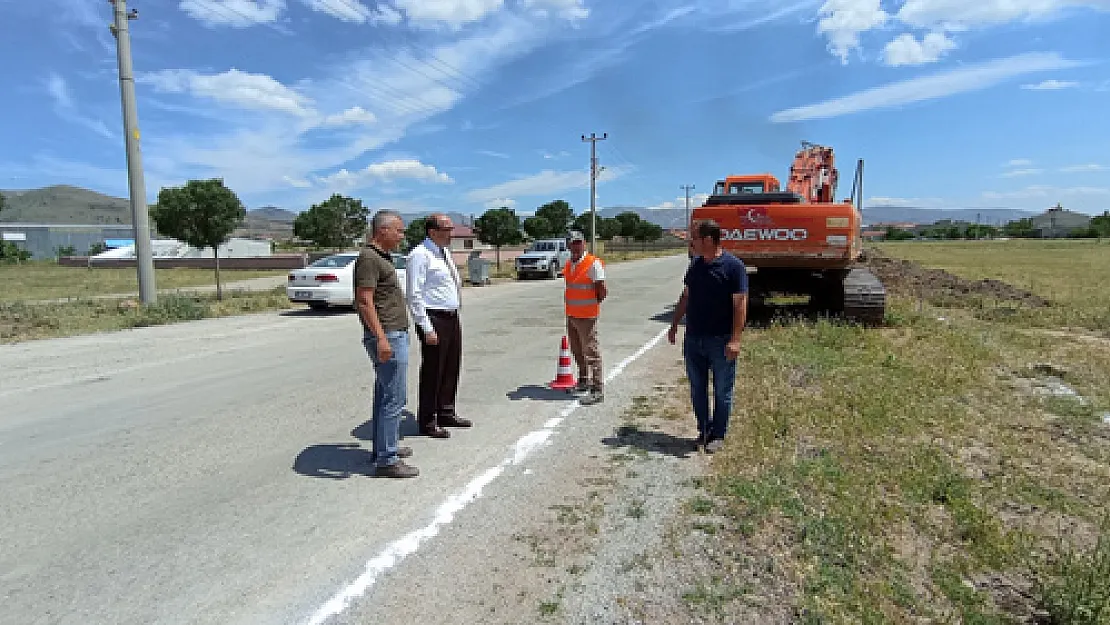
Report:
514,238,572,279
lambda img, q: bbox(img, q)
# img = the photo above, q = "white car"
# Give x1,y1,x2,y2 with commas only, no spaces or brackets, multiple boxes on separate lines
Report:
287,252,406,310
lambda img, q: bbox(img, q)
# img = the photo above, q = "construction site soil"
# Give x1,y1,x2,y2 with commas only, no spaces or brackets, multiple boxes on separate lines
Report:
862,249,1051,308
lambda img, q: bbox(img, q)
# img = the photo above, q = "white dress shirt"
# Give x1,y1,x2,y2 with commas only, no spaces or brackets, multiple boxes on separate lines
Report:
406,237,462,333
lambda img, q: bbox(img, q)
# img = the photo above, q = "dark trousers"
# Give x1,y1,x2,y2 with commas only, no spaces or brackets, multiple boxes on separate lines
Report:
415,309,462,428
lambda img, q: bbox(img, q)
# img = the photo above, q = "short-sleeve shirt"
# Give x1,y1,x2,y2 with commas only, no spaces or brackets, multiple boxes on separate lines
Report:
683,251,748,337
353,244,409,333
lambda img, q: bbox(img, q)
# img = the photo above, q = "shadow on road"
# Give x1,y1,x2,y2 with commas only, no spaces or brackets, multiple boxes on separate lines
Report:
507,384,574,401
351,410,420,440
279,307,354,317
601,424,696,460
292,443,373,479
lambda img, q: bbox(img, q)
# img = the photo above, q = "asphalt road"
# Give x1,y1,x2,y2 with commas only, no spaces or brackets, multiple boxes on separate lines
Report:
0,253,688,625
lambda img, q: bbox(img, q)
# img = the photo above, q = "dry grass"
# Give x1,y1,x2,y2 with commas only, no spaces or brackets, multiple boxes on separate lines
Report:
0,288,293,344
675,240,1110,622
0,262,286,303
876,239,1110,334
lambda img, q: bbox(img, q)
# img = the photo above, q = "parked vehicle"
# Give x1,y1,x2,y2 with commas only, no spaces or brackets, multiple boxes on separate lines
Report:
514,238,571,279
286,252,406,310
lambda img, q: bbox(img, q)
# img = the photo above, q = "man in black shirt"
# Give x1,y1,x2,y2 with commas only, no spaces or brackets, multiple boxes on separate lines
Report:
667,219,748,453
354,209,419,478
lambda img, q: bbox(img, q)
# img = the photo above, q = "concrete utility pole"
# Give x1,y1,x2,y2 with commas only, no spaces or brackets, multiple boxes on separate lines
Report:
681,184,695,234
110,0,157,304
581,132,607,255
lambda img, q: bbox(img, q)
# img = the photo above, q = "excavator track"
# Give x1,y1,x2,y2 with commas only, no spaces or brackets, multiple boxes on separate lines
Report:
841,267,886,326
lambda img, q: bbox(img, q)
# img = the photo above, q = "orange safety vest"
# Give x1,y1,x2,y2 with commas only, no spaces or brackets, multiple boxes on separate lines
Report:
564,253,603,318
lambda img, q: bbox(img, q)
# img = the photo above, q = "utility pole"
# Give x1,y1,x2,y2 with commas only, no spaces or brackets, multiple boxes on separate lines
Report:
110,0,157,304
681,184,695,234
581,132,607,255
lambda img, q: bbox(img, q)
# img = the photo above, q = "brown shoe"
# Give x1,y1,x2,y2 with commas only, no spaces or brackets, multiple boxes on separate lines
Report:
374,460,419,478
440,415,472,428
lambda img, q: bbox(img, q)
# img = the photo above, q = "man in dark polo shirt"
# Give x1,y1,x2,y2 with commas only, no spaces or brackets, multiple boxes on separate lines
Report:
354,209,418,478
667,219,748,454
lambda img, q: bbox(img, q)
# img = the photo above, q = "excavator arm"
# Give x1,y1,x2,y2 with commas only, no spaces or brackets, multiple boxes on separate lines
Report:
786,141,839,203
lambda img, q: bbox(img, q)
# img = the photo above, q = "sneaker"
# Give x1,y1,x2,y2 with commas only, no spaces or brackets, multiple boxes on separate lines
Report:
374,460,419,478
704,438,724,454
579,389,604,405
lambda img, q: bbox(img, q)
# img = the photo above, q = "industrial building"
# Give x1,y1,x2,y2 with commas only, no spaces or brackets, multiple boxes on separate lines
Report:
0,223,143,260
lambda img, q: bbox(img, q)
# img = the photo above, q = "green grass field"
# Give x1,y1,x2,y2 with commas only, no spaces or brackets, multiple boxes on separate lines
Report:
0,262,286,303
671,239,1110,622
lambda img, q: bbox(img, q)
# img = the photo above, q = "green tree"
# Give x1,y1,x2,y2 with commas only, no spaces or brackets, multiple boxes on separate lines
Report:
522,216,552,241
1090,211,1110,238
0,191,7,216
150,178,246,300
612,211,643,239
572,213,620,242
405,217,428,251
1003,218,1037,238
535,200,574,237
884,226,915,241
474,207,524,269
292,194,369,250
631,220,663,245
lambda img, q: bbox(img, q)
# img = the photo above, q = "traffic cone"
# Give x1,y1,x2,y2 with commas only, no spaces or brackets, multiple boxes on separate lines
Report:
548,335,577,391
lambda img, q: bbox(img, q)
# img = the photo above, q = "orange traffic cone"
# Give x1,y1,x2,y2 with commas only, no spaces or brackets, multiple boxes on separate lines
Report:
548,335,577,391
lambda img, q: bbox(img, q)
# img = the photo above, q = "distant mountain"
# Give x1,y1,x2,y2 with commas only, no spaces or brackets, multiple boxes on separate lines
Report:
0,185,132,225
595,204,1040,229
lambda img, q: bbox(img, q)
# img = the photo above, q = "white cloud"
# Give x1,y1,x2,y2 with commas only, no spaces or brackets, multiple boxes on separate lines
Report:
1006,158,1033,167
815,0,1110,64
1001,168,1044,177
465,167,626,204
895,0,1110,31
644,193,711,211
319,106,377,127
313,159,453,187
1060,163,1106,172
139,68,316,117
520,0,589,20
881,31,956,66
770,52,1084,122
1021,79,1079,90
816,0,889,64
483,197,517,210
179,0,286,27
45,73,114,140
542,150,570,159
478,150,510,159
390,0,504,28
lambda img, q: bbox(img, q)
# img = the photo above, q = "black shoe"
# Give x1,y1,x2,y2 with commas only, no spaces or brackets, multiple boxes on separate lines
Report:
397,446,413,458
440,415,472,428
374,460,419,478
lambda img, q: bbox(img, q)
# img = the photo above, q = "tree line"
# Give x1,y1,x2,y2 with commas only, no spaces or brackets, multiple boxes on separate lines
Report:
126,178,666,295
884,212,1110,241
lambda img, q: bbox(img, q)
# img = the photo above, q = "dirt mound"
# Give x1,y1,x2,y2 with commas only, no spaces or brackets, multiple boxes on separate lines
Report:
862,249,1050,308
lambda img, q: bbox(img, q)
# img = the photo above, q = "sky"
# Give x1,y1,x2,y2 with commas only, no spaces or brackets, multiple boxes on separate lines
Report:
1,0,1108,217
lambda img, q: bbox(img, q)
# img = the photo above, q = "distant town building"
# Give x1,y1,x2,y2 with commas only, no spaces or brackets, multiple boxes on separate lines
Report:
1030,203,1091,238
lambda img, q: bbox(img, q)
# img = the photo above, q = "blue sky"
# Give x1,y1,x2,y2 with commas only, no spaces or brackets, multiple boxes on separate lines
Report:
1,0,1108,217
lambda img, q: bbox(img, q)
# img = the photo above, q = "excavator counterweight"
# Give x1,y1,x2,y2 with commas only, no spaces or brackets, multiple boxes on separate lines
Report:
689,142,886,325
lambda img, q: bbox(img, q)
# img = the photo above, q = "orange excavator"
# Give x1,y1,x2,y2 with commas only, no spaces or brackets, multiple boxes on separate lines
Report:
689,141,886,325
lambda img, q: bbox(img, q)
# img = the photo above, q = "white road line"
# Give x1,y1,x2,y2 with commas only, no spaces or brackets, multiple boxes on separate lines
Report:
303,326,670,625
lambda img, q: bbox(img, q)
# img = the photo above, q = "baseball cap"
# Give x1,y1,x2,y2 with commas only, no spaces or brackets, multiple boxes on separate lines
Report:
568,231,586,242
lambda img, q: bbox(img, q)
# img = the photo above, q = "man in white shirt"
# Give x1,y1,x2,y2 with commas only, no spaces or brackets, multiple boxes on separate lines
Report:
406,213,470,438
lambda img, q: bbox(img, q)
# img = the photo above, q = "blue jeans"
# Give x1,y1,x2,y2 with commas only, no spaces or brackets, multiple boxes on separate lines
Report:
683,334,738,441
363,329,409,468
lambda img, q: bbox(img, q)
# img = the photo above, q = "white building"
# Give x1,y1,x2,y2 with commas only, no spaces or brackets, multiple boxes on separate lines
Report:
92,237,272,260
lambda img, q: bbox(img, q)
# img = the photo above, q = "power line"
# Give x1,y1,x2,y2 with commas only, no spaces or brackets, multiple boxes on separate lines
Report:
581,132,607,255
109,0,157,304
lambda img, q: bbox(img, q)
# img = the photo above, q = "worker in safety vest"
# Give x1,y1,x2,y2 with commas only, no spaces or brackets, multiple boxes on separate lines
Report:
563,231,607,405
